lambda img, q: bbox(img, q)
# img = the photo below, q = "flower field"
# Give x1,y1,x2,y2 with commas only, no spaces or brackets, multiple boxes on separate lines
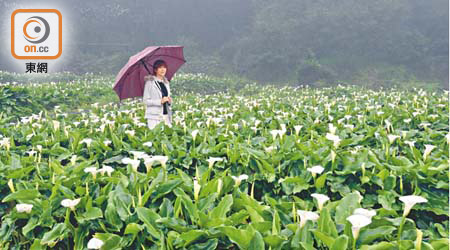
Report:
0,74,448,249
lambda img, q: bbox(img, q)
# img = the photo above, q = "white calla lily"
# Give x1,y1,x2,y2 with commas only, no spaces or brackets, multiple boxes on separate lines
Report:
121,157,141,171
326,133,341,147
353,208,376,219
347,214,372,241
207,157,224,169
294,125,303,136
191,129,199,141
307,165,324,178
311,193,330,211
232,174,249,187
80,138,93,147
61,198,81,211
399,195,428,217
151,155,169,169
297,210,319,228
387,134,400,144
422,144,436,161
87,237,104,249
16,203,33,213
98,165,114,177
84,167,98,180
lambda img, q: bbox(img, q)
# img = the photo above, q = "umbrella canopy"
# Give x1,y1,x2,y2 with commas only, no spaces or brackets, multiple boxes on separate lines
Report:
113,45,186,100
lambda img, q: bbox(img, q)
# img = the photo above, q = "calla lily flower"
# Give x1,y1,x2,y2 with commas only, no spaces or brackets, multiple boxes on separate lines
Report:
61,198,81,211
151,155,169,169
98,165,114,177
191,129,199,141
347,214,372,240
326,133,341,147
265,146,276,153
129,151,147,160
404,140,415,148
353,208,376,219
16,203,33,213
297,210,319,228
103,140,112,146
311,193,330,211
207,157,224,169
307,165,325,178
80,138,93,147
232,174,249,187
399,195,428,217
270,130,280,140
423,144,436,161
84,167,98,180
122,157,141,171
328,123,337,134
52,120,60,130
125,129,135,137
87,238,104,249
294,125,303,136
387,134,400,144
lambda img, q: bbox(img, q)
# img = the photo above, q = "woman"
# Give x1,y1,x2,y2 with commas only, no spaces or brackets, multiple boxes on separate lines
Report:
143,59,173,129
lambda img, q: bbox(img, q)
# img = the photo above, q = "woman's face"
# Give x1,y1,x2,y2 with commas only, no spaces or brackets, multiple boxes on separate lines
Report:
156,66,167,76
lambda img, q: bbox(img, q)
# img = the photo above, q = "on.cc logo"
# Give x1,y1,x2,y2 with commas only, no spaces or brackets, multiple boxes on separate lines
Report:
11,9,62,59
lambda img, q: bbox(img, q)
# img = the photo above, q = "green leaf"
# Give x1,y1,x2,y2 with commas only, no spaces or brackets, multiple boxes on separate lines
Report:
2,189,40,202
317,207,338,238
218,226,253,249
22,216,39,235
190,238,218,250
331,235,348,250
152,179,183,202
93,232,122,250
358,226,396,244
210,194,233,219
124,223,143,235
179,230,207,247
335,192,361,224
245,205,264,223
80,207,103,221
312,231,335,248
249,231,265,250
30,239,44,250
41,223,68,246
263,235,285,247
431,238,449,250
136,207,161,239
272,209,281,235
315,173,328,189
360,241,396,250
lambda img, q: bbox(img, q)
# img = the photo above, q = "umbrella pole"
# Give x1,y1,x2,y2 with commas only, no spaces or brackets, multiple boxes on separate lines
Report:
141,60,152,75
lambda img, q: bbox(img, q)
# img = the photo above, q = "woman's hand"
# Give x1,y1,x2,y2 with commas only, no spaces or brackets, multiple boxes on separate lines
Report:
161,97,170,104
168,97,172,103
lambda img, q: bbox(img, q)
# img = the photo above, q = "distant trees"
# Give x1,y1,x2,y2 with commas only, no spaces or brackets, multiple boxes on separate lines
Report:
0,0,447,88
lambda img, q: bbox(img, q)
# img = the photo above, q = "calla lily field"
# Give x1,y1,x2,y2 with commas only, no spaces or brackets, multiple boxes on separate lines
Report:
0,73,448,249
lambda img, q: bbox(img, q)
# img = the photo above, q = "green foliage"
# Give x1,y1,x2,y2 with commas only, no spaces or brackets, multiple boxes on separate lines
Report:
0,73,448,249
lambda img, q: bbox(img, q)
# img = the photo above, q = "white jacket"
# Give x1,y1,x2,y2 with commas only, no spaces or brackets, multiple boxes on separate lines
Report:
142,74,172,123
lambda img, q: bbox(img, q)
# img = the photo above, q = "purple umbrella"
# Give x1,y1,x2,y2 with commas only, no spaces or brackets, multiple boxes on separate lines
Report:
113,45,186,101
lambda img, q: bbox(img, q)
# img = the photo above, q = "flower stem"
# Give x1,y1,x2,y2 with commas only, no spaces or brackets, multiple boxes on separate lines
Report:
397,216,406,242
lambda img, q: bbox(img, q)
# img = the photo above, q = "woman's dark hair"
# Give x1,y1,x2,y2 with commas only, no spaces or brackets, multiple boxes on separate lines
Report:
153,60,168,75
